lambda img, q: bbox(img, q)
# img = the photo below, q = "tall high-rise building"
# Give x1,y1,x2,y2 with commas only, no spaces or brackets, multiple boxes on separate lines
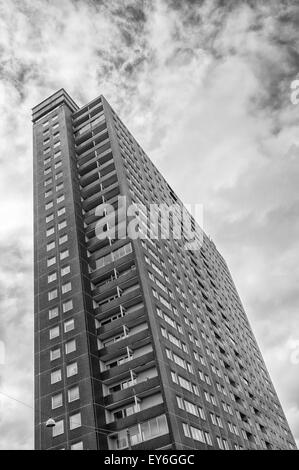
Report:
33,89,296,450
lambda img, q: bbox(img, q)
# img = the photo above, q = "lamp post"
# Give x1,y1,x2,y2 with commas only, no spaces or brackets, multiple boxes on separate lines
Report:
46,418,56,428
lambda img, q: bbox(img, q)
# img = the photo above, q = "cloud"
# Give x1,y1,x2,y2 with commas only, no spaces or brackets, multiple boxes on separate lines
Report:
0,0,298,448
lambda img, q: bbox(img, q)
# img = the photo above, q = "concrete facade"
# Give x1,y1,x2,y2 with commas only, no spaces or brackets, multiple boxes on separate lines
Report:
33,89,296,450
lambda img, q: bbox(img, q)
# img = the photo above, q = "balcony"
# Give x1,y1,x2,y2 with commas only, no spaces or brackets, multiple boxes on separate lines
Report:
74,114,106,144
81,169,117,200
107,414,169,450
82,181,119,212
98,327,150,358
86,215,127,251
73,101,103,127
96,286,142,317
78,148,113,177
93,264,137,299
95,279,140,307
106,402,165,432
97,300,145,335
77,137,110,167
96,299,145,331
99,328,150,361
91,253,134,285
84,193,119,226
80,160,115,188
100,350,155,381
76,127,108,156
103,364,159,400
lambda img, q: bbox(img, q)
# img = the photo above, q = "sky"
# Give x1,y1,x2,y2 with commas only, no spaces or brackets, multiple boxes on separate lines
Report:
0,0,298,449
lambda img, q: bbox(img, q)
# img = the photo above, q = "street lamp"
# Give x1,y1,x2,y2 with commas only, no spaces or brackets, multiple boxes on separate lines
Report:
46,418,56,428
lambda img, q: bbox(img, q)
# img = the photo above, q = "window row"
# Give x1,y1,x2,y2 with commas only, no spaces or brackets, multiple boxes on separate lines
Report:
45,182,64,198
49,299,73,320
52,412,81,437
51,361,77,384
161,327,188,353
182,423,212,446
171,371,199,397
165,348,193,374
48,265,70,283
52,385,79,409
176,396,205,420
46,219,67,236
50,339,76,361
48,281,72,301
47,249,69,267
49,318,74,339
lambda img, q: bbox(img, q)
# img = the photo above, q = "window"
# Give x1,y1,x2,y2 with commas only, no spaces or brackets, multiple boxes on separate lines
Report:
176,396,184,409
57,207,65,217
42,121,49,127
43,148,51,155
47,256,56,267
57,194,65,204
178,376,192,392
65,339,76,354
64,318,74,333
70,412,81,430
70,441,83,450
58,220,67,230
48,272,57,283
56,183,64,192
217,437,224,449
53,141,60,148
62,282,71,294
44,166,51,175
50,347,61,361
50,326,60,340
171,371,178,384
182,423,191,438
45,201,53,210
44,177,52,187
60,249,69,260
63,299,73,313
61,265,70,276
59,234,68,245
51,369,61,384
54,161,62,169
52,393,63,409
55,171,63,180
48,289,58,301
49,307,59,320
67,362,78,377
68,386,79,403
190,425,205,443
185,400,199,417
46,227,55,237
53,419,64,437
45,189,53,198
46,241,55,252
46,214,54,223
